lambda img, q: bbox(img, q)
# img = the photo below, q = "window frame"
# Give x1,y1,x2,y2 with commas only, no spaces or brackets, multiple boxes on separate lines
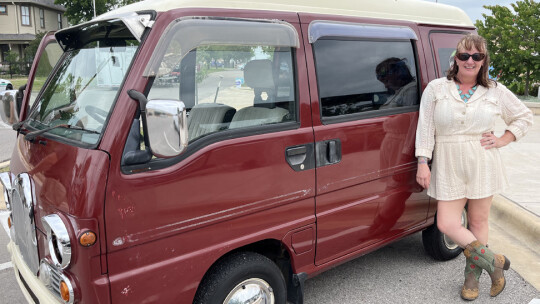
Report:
57,13,63,29
39,8,45,28
20,5,31,26
123,17,302,174
0,5,8,15
310,23,421,125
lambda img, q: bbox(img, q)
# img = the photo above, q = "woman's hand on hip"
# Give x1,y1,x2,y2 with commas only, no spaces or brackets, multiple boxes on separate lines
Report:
416,163,431,189
481,131,515,149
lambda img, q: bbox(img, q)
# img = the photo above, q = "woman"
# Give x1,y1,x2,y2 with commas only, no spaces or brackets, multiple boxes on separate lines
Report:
415,34,533,301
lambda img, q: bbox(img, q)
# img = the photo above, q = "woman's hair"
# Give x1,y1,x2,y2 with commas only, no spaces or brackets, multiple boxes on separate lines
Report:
446,34,495,87
376,57,415,87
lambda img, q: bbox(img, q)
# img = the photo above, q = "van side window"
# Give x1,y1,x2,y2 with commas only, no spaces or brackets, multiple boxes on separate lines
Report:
313,39,418,119
147,45,296,143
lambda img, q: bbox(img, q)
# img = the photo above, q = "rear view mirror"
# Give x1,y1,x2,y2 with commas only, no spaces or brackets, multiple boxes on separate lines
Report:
146,99,188,158
0,90,20,126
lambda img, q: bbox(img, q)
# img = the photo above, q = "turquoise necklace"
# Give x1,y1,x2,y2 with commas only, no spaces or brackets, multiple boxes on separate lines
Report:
456,84,477,102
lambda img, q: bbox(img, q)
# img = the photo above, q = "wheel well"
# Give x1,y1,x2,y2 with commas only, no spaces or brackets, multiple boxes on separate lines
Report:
194,239,296,302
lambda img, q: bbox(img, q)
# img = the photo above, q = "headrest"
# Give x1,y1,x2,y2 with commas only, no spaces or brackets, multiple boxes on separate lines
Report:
244,59,274,89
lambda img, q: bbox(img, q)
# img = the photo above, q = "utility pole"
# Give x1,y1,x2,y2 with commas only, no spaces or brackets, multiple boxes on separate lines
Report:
93,0,97,18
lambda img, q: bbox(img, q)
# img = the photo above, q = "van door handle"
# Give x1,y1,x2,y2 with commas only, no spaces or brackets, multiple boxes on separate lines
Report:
316,139,342,167
285,144,315,172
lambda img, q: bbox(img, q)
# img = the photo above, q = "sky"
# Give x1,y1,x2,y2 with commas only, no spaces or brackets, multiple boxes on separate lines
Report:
420,0,515,23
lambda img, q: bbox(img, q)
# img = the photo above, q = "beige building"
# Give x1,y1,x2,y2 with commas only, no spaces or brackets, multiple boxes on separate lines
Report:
0,0,67,62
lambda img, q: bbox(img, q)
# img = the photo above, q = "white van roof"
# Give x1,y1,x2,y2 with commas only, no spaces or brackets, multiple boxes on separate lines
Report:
101,0,474,27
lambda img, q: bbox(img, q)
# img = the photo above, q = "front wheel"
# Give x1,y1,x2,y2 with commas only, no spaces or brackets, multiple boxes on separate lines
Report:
422,207,468,261
194,252,287,304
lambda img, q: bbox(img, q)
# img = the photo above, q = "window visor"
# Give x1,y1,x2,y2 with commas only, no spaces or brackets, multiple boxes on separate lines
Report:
308,20,418,43
143,17,300,77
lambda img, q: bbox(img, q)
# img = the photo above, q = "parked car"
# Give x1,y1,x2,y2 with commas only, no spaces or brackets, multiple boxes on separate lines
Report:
0,0,474,303
0,78,13,91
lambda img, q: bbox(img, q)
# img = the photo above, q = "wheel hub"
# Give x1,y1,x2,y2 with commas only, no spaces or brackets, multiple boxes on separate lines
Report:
224,278,275,304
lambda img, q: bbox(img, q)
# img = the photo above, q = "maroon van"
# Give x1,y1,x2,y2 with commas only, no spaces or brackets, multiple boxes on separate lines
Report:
0,0,476,303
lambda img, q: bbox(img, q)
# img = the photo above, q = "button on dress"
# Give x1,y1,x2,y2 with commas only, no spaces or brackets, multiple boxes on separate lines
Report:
415,78,533,201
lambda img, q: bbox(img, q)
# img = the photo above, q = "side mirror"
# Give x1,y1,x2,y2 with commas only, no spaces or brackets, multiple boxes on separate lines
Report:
146,99,188,158
0,90,20,126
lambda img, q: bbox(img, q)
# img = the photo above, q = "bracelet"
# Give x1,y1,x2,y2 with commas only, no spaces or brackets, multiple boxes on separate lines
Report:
418,157,428,164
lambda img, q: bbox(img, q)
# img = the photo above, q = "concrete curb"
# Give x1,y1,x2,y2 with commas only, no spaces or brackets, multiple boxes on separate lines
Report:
491,194,540,248
0,160,8,210
524,101,540,115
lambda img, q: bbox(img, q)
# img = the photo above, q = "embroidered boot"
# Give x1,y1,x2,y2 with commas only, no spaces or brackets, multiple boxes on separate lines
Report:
461,256,482,300
464,240,511,297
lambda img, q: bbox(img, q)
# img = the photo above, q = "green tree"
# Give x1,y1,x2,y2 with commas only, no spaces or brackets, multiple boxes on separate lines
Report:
24,32,47,63
54,0,141,25
476,0,540,96
5,50,21,76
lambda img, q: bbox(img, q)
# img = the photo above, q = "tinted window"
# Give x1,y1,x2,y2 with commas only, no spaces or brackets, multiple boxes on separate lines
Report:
438,48,456,77
313,40,418,119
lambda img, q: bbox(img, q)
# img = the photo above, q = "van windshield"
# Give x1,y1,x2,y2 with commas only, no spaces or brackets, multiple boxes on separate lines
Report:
26,38,139,146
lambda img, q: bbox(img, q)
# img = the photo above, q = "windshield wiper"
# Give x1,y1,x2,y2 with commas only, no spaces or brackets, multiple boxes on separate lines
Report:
24,123,100,142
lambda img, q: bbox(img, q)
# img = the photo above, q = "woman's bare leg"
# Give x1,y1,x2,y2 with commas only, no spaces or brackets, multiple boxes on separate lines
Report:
466,196,493,245
436,198,476,248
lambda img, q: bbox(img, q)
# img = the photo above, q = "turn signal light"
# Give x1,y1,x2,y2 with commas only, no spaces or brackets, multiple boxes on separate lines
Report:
7,216,11,228
78,231,97,247
60,281,70,302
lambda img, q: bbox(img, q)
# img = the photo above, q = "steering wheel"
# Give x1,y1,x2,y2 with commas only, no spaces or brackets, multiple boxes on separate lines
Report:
85,105,108,124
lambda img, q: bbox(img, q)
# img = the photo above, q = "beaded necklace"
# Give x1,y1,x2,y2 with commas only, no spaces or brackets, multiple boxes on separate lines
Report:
456,84,477,103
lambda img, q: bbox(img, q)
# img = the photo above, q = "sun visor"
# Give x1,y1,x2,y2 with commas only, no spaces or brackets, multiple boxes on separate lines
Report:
308,20,417,44
143,17,300,77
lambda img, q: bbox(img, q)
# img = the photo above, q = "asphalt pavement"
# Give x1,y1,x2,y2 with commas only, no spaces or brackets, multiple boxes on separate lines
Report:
0,121,15,163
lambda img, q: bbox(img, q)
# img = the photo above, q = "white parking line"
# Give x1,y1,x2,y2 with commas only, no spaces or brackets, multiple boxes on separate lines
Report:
0,211,9,237
0,261,12,271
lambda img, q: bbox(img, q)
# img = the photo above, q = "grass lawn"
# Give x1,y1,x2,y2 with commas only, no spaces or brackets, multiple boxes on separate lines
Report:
4,77,47,91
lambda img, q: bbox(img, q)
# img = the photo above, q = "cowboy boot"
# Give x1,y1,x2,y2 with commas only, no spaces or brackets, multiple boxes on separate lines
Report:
464,240,511,297
461,256,483,300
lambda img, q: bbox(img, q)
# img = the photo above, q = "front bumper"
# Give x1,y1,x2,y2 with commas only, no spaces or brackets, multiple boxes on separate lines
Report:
7,240,61,304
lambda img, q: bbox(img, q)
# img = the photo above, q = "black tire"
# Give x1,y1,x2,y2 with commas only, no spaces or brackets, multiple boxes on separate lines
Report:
6,84,13,90
194,252,287,304
422,208,468,261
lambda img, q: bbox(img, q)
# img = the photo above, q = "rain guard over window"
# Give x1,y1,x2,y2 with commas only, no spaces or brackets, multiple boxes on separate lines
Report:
308,20,418,43
143,17,300,77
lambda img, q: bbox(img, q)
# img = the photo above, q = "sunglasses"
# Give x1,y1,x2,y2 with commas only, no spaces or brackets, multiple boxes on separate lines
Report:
456,53,486,62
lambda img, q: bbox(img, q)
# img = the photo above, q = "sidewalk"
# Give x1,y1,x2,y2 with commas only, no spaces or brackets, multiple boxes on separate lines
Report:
491,111,540,291
495,111,540,216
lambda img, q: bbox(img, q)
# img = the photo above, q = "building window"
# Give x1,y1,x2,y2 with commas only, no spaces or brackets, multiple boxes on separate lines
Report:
40,9,45,28
58,13,62,29
0,5,7,15
21,6,30,26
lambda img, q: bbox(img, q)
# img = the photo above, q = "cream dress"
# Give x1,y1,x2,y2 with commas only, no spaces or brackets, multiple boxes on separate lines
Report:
415,78,533,201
